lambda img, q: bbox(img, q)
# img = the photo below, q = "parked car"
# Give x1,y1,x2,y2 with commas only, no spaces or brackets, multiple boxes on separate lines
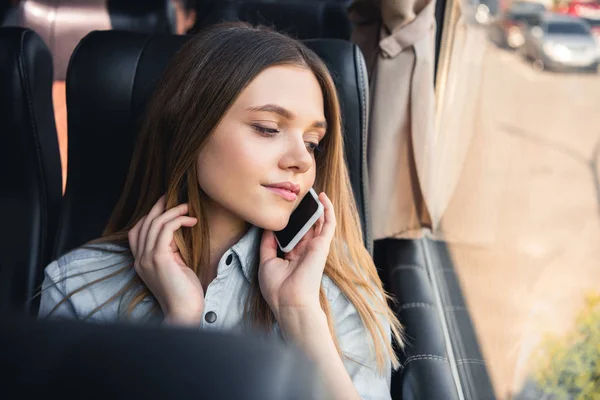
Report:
488,1,547,49
556,0,600,51
519,13,598,71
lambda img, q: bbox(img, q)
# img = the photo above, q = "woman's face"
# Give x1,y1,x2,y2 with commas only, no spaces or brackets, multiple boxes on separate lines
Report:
196,65,327,231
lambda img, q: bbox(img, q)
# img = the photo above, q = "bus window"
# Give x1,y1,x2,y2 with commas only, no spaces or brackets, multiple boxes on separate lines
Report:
435,0,600,397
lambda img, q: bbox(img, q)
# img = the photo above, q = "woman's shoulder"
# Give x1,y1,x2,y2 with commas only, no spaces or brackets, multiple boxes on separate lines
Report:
58,241,130,263
49,242,132,280
40,241,142,320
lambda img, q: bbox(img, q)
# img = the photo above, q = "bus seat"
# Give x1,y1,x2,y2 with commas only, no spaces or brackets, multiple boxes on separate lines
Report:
0,27,61,314
18,0,177,81
18,0,177,192
192,0,352,40
374,239,461,399
0,314,327,399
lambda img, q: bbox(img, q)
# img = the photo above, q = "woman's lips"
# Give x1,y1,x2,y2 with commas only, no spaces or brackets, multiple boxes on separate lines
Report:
264,186,297,202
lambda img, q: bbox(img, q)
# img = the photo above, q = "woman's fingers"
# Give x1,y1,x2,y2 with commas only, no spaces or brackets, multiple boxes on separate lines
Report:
314,213,325,237
260,230,278,264
154,216,198,256
128,216,144,258
144,203,190,257
138,196,166,257
318,192,336,244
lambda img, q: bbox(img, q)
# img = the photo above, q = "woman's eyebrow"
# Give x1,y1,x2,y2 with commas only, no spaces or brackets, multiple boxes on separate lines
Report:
245,103,327,130
246,104,294,119
312,120,327,130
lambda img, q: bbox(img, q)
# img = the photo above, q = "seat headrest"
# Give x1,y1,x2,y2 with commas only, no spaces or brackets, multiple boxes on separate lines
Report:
0,27,62,313
107,0,176,34
18,0,176,80
54,30,370,257
193,0,352,39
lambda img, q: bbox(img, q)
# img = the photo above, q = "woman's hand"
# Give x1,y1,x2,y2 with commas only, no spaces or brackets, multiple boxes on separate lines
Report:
258,192,336,321
128,196,204,325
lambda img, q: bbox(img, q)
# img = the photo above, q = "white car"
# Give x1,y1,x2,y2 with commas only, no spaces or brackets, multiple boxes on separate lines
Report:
520,13,599,72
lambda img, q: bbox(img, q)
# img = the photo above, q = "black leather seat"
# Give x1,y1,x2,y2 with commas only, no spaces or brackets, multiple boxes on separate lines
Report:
0,315,326,399
0,27,62,314
374,238,496,400
0,2,11,26
375,239,460,399
107,0,176,34
192,0,352,40
53,30,371,258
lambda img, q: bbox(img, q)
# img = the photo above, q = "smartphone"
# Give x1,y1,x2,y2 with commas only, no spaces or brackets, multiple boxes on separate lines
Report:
275,188,324,253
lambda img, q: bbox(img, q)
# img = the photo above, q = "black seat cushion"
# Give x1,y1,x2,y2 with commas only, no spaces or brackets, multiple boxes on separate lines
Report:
0,27,62,313
54,30,370,257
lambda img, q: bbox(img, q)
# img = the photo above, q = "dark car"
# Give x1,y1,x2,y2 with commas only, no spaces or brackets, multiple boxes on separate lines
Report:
488,1,547,49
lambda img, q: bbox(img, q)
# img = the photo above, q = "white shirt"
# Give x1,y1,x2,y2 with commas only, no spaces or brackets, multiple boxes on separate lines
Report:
39,225,392,400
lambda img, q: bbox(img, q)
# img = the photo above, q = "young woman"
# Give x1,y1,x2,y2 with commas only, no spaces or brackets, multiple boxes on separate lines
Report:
39,22,403,400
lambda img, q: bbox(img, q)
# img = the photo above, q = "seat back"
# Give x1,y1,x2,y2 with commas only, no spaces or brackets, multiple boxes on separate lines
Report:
0,27,62,313
18,0,176,80
107,0,176,34
0,315,326,399
54,30,371,257
192,0,352,40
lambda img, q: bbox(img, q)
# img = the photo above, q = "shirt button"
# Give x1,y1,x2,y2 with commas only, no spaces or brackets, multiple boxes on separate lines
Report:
225,254,233,265
205,311,217,323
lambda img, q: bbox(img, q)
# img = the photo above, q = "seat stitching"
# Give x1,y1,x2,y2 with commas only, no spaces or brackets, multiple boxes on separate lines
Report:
18,30,49,270
391,264,424,272
456,359,486,365
129,33,155,118
444,305,468,311
354,44,371,254
397,302,437,310
399,354,449,371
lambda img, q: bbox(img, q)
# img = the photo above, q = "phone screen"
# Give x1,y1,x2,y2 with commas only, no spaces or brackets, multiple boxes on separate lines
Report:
275,190,320,249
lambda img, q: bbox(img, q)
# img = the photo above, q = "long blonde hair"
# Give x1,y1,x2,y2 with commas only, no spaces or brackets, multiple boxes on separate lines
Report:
49,22,403,373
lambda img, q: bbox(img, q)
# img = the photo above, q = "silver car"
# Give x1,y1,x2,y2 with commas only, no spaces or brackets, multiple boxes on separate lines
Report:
520,13,598,72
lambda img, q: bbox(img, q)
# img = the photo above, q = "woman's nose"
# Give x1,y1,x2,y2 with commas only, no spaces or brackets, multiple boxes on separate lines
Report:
279,134,313,173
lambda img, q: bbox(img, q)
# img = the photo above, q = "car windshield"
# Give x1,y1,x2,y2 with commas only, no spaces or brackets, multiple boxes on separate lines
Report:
547,22,590,35
511,13,542,25
510,2,546,13
582,17,600,28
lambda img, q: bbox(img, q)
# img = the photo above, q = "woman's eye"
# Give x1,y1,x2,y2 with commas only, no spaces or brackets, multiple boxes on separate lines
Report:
253,124,322,154
252,125,280,136
306,142,323,154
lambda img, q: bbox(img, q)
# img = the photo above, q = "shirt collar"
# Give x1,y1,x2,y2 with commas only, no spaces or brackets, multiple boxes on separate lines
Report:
229,225,262,283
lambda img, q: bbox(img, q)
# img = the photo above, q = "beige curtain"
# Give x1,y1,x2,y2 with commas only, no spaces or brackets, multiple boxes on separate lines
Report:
350,0,437,240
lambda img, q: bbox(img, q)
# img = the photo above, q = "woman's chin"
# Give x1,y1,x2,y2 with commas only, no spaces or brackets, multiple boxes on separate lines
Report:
251,214,290,232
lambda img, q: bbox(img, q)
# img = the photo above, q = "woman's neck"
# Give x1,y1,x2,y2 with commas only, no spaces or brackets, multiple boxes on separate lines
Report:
202,203,250,291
